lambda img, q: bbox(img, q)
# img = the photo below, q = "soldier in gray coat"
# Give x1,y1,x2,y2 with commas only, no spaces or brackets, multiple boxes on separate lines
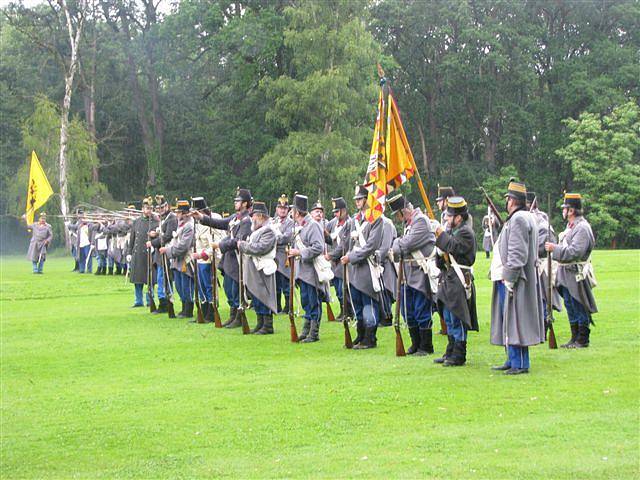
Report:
239,202,278,334
272,194,294,313
341,184,384,349
126,198,159,307
148,195,178,315
25,212,53,273
545,193,598,348
390,194,437,356
160,200,195,318
481,211,500,258
490,181,545,375
377,215,397,326
288,194,329,343
325,197,351,320
193,188,253,328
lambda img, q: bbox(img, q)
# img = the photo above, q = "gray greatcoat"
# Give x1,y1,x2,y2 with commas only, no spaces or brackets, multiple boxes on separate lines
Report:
27,222,53,261
490,209,545,347
272,215,294,278
151,211,178,266
166,217,195,276
378,216,398,300
392,208,436,298
531,208,563,312
326,216,351,279
482,214,500,252
127,214,159,284
68,220,98,252
346,213,384,299
200,211,252,283
239,222,278,313
294,214,330,298
552,216,598,313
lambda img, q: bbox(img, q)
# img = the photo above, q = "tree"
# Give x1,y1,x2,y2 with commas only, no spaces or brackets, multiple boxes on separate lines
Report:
556,101,640,248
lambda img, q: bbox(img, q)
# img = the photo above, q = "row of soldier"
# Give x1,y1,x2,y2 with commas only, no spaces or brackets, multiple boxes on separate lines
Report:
39,179,597,375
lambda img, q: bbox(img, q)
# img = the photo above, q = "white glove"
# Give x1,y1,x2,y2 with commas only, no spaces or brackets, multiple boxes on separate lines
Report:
504,280,514,292
350,230,359,240
126,255,132,263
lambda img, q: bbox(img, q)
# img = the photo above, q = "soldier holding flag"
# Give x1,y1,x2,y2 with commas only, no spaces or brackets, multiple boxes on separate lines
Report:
24,212,53,274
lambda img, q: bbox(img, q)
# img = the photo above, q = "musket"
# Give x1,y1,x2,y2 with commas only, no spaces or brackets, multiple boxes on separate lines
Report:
325,242,337,322
192,241,205,324
546,193,558,349
287,245,299,342
394,259,406,356
158,218,176,318
480,187,505,226
342,262,354,349
147,245,157,313
211,248,222,328
237,250,251,334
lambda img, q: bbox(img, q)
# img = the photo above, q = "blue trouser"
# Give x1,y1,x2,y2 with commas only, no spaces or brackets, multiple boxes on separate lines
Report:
350,285,379,327
331,277,344,304
173,269,194,303
197,263,213,302
32,260,44,273
497,281,530,369
134,283,153,306
400,285,432,329
78,245,92,273
223,274,240,308
299,280,322,323
107,255,115,268
252,296,271,315
443,307,467,342
97,251,107,269
276,271,290,306
156,265,166,300
559,286,589,325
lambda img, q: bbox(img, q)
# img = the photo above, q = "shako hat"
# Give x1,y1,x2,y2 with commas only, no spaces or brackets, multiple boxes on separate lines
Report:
154,194,168,207
276,194,290,209
387,194,408,215
234,187,253,205
353,182,368,200
175,200,190,213
251,201,269,217
445,196,468,217
142,196,154,207
504,178,527,202
191,196,208,211
292,193,308,213
331,197,347,213
436,184,455,201
311,200,324,212
562,192,582,210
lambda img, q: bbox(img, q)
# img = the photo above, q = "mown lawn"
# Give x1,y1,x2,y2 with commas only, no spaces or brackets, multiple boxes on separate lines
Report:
1,251,638,479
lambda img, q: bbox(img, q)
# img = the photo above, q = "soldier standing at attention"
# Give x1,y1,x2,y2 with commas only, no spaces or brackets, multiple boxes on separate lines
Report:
192,188,253,328
160,200,195,318
24,212,53,274
545,193,598,348
341,184,384,349
490,180,545,375
272,195,294,314
433,197,479,366
126,197,159,307
238,201,278,334
288,194,331,343
148,195,178,315
389,194,436,356
325,197,351,320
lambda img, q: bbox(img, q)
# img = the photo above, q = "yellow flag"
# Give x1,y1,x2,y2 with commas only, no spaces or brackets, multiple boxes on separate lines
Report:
25,151,54,224
363,89,387,223
385,93,415,191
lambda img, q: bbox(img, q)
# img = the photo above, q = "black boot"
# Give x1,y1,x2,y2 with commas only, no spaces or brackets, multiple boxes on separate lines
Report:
152,298,168,314
298,320,311,342
202,303,212,323
444,341,467,366
108,266,114,275
434,335,455,364
206,302,215,323
222,307,237,327
415,328,434,356
353,319,365,346
176,301,186,317
354,326,377,349
225,308,243,328
256,314,274,335
115,265,122,275
95,266,102,275
407,326,420,355
570,324,590,348
301,320,319,343
183,301,194,319
561,323,579,348
251,314,265,334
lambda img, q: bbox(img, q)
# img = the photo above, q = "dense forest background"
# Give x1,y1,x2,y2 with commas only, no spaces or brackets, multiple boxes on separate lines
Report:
1,0,639,252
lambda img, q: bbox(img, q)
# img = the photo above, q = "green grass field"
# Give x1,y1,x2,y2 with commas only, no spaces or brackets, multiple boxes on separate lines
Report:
1,251,639,479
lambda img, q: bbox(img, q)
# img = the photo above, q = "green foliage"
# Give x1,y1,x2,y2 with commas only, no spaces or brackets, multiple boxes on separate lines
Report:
556,101,640,247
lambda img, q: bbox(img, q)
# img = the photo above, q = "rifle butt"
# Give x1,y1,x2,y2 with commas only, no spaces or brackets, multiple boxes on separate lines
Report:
439,314,448,335
167,301,176,319
548,323,558,349
213,308,222,328
290,321,299,343
196,306,205,324
344,323,353,349
240,311,250,335
326,302,336,322
149,297,157,313
395,329,406,357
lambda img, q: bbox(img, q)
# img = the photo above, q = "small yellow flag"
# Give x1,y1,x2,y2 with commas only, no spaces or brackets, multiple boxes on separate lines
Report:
25,151,54,224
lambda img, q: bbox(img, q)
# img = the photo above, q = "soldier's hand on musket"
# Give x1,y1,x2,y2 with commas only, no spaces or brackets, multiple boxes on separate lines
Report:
190,210,203,220
159,247,168,254
237,240,247,251
145,240,152,248
544,242,556,252
192,251,201,260
148,230,158,238
324,253,331,261
211,242,219,250
340,255,350,265
288,248,300,257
